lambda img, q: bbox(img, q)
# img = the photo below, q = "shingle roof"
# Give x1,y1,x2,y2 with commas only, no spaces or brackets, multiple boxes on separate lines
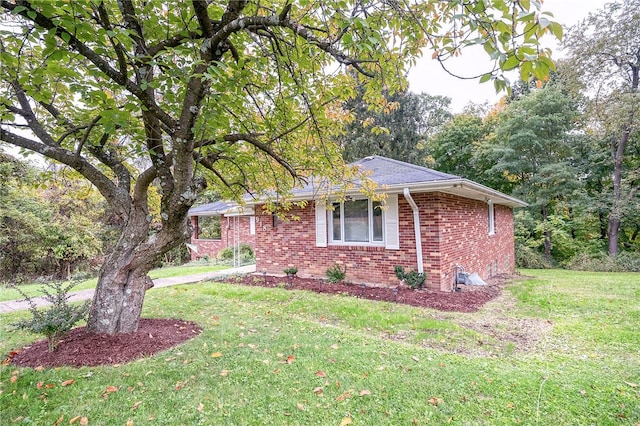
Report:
188,200,237,216
190,156,527,215
352,156,460,185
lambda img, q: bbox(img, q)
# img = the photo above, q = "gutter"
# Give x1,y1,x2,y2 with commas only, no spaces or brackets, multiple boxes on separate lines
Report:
403,188,424,274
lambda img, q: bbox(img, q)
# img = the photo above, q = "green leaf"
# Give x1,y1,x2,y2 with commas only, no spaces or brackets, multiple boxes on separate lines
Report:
479,73,492,83
60,32,71,43
502,55,520,71
548,22,563,40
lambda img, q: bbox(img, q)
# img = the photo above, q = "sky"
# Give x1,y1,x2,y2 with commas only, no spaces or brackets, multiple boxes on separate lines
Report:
407,0,610,112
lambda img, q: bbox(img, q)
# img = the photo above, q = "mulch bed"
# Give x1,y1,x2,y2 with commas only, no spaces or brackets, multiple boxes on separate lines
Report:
7,318,201,368
6,274,506,369
221,273,504,313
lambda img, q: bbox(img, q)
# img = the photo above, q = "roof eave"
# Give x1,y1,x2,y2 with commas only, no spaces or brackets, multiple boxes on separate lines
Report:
244,179,527,208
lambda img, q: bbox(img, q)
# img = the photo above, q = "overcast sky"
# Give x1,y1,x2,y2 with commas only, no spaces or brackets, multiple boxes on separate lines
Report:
408,0,610,112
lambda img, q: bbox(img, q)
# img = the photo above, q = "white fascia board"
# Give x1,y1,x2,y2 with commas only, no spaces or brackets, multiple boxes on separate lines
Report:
242,179,528,208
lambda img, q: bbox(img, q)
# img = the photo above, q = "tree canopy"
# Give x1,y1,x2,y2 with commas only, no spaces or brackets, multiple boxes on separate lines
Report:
0,0,561,334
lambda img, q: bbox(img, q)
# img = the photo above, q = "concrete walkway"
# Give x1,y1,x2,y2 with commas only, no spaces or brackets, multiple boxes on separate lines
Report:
0,264,256,314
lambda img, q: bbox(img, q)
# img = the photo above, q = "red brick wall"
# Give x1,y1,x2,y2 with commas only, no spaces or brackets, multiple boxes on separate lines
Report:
254,193,516,291
189,215,256,260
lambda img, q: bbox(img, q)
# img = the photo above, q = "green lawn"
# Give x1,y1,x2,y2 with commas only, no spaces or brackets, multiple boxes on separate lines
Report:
0,262,231,302
1,269,638,425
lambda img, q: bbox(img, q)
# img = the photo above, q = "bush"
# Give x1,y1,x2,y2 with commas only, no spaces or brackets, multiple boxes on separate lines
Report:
393,265,426,289
326,264,347,283
283,267,298,276
217,244,255,265
565,251,640,272
515,244,555,269
11,281,91,352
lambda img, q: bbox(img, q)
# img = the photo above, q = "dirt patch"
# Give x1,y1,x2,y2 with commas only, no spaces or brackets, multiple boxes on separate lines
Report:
7,318,201,368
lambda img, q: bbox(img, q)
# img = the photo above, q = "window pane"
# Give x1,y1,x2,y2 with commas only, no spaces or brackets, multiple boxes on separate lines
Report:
344,199,369,242
372,201,383,241
332,203,341,241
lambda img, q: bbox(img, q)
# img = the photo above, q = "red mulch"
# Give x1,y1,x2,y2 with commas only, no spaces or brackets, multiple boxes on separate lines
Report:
222,273,503,313
7,318,201,369
6,274,505,369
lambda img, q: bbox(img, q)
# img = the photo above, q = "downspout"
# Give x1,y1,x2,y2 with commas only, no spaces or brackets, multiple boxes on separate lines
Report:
403,188,424,274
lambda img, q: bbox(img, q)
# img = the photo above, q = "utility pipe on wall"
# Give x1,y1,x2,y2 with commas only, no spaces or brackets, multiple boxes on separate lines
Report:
403,188,424,274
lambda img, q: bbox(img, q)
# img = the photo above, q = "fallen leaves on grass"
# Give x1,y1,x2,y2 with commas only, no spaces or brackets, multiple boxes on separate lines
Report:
340,417,352,426
359,389,371,396
61,379,74,387
428,396,443,406
315,370,326,377
211,352,223,358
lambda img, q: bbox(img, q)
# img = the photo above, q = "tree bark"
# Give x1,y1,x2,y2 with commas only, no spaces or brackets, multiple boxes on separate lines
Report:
86,205,189,335
542,204,552,259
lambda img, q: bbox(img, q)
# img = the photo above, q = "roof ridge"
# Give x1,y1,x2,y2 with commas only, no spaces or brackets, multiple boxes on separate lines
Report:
356,155,460,179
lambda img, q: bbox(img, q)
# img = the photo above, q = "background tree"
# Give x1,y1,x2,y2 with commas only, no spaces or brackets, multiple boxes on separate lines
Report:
426,112,486,182
564,0,640,255
340,89,451,163
0,0,560,334
483,86,580,260
0,154,105,281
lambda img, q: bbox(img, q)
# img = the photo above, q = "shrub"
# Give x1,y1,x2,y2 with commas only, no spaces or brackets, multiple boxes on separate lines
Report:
515,244,554,269
326,264,347,283
565,251,640,272
11,281,91,352
393,265,426,289
217,244,255,264
283,267,298,276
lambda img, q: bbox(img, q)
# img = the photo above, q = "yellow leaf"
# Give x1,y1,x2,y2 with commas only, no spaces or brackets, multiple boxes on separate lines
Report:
197,403,204,412
126,420,133,426
359,389,371,396
10,375,17,383
624,382,638,388
428,396,443,406
69,416,81,424
431,50,439,59
53,415,64,426
411,356,419,362
313,386,324,396
80,418,88,426
211,352,223,358
61,379,75,387
219,369,230,377
297,403,304,411
340,417,352,426
131,401,142,410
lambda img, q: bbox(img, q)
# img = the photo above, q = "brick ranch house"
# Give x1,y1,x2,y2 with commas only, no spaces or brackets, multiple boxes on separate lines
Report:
188,156,527,291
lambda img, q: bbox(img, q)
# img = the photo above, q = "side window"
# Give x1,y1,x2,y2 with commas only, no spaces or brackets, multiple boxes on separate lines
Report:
488,202,495,235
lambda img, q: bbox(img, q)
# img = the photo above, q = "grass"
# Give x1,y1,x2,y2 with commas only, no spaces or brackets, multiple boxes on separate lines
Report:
0,262,232,303
1,269,639,425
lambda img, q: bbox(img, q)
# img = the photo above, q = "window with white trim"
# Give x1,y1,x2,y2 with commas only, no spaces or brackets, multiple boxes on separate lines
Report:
488,202,495,235
330,199,383,244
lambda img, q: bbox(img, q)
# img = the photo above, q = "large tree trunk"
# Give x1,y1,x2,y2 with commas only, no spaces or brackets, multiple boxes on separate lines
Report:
86,207,189,335
86,253,155,334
